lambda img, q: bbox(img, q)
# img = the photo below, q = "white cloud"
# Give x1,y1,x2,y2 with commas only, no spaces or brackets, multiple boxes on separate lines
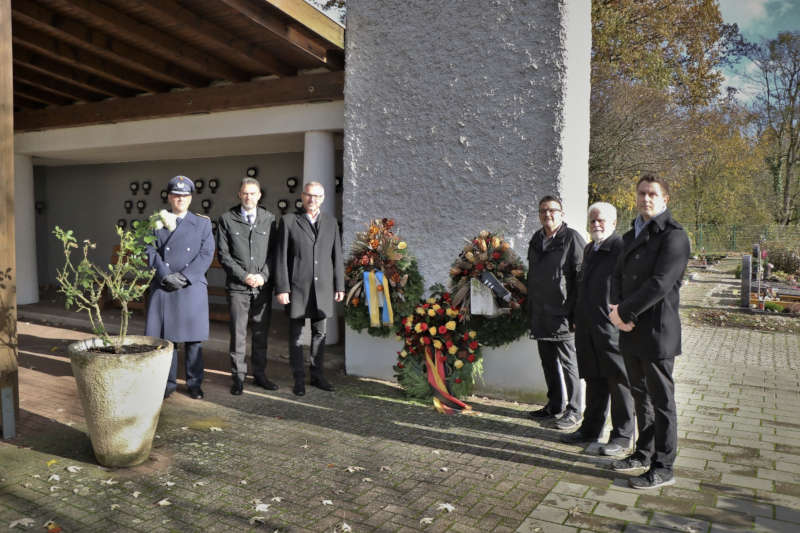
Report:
718,0,769,30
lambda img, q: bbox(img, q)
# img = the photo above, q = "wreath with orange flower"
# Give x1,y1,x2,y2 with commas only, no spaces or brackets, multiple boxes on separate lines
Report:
344,219,424,337
394,285,483,403
448,230,529,347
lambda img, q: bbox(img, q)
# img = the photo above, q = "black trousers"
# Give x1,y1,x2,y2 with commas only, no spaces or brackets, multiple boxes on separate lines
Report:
288,290,328,382
165,341,203,393
227,289,272,383
580,376,635,446
577,332,635,444
624,354,677,473
537,339,581,415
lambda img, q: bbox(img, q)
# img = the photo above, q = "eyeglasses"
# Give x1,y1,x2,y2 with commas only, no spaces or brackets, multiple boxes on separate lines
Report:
538,208,561,214
302,192,324,199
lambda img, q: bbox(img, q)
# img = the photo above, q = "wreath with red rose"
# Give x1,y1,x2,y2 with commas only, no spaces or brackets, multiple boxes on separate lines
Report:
394,285,482,408
448,230,529,347
344,218,424,337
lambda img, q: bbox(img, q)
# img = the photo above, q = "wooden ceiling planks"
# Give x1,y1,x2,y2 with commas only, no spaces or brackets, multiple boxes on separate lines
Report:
11,0,345,131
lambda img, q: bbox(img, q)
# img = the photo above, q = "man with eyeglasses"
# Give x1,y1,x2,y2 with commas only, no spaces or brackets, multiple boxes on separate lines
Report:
216,177,279,396
527,196,586,431
275,181,344,396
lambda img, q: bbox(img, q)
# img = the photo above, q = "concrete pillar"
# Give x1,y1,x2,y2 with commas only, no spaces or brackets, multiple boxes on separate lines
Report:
14,154,38,305
341,0,591,394
557,0,591,235
303,130,336,216
303,130,339,343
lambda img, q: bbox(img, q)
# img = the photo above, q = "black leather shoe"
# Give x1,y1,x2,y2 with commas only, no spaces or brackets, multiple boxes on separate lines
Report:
164,389,174,399
528,406,561,420
230,380,243,396
310,376,335,391
189,387,204,400
293,382,306,396
254,378,279,391
559,430,596,444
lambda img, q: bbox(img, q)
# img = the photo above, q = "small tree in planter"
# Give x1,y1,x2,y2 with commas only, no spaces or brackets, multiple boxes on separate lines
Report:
52,211,178,467
53,211,176,352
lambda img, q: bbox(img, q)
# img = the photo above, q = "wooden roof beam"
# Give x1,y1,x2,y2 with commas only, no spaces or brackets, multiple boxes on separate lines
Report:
12,0,208,88
126,0,296,77
14,93,47,110
37,0,251,82
12,25,168,93
14,81,73,106
15,70,344,131
13,49,133,98
221,0,344,70
13,64,105,102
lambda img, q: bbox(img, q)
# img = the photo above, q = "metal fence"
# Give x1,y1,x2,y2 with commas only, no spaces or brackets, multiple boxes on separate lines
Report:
686,224,800,253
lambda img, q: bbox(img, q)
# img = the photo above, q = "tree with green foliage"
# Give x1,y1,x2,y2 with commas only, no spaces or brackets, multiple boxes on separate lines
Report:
590,0,749,212
750,32,800,225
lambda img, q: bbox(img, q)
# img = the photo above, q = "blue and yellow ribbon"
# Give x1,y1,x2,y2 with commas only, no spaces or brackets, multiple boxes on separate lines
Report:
363,270,393,327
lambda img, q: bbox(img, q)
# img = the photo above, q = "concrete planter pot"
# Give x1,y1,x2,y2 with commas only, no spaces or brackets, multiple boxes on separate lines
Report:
68,335,173,467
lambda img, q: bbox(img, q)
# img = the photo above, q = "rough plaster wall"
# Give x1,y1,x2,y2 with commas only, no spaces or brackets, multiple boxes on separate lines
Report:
36,152,343,288
343,0,589,288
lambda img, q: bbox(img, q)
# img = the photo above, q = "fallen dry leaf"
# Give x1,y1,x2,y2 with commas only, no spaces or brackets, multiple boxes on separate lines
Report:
209,427,223,432
439,467,449,472
48,486,60,493
239,480,248,485
163,481,175,487
110,504,120,511
420,517,433,526
380,466,391,472
254,503,270,512
436,502,455,513
43,521,62,533
46,459,58,467
47,474,60,482
65,466,82,473
193,481,208,487
345,466,365,473
270,496,283,503
249,516,266,525
132,491,141,498
362,477,373,483
100,479,118,486
335,522,352,533
8,517,35,529
321,499,333,506
156,499,171,507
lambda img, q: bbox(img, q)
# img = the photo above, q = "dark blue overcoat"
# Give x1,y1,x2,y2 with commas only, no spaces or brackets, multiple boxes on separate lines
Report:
145,212,215,342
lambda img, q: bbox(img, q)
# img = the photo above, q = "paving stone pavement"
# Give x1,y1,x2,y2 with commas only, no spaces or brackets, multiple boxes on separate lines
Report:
1,263,799,532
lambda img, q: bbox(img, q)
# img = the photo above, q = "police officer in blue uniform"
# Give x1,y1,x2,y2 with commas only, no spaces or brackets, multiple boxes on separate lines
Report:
145,175,215,399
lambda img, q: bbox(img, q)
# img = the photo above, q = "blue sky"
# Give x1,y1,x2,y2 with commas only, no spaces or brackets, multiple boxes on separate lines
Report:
718,0,800,99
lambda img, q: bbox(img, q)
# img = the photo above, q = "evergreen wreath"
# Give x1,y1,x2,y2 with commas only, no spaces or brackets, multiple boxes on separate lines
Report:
344,218,424,337
394,285,483,402
448,230,529,347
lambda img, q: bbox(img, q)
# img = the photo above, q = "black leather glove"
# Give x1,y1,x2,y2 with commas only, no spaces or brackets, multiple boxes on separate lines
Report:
161,273,187,291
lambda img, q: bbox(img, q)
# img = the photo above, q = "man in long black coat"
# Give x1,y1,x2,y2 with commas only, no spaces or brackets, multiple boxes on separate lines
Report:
145,175,215,400
527,196,585,431
275,181,344,396
609,175,691,490
561,202,634,457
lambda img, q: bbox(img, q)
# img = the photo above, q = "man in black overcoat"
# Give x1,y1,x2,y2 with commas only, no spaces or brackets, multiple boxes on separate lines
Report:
609,175,691,490
146,175,215,400
275,181,344,396
561,202,634,457
216,177,279,395
527,195,586,431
